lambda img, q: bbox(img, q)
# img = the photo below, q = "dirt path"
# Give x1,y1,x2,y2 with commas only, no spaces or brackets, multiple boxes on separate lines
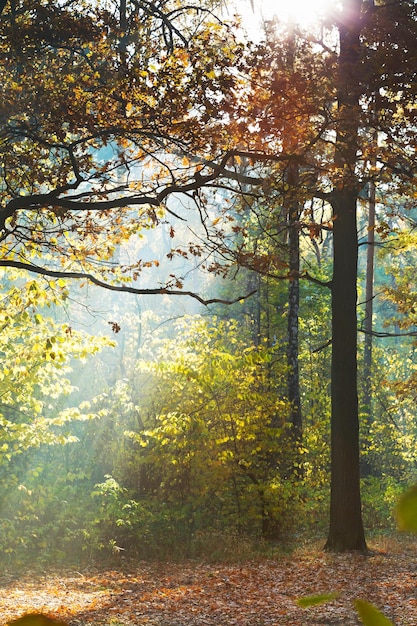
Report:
1,536,416,625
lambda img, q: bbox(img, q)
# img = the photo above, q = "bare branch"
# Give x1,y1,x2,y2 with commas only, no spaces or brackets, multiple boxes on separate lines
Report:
358,328,417,338
302,271,332,288
312,339,332,353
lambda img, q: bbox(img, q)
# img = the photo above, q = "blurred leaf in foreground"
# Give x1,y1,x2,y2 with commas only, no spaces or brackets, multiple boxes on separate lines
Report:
296,592,339,607
395,485,417,533
8,614,67,626
355,599,393,626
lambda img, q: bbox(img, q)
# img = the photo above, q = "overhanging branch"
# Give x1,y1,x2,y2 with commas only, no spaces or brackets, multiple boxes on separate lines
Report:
0,260,256,306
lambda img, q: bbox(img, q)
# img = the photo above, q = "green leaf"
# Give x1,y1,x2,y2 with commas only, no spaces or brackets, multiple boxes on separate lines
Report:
355,599,393,626
395,485,417,532
296,592,339,607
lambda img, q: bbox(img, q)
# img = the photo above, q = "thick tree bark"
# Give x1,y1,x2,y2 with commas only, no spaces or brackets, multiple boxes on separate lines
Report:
326,189,367,551
325,0,367,552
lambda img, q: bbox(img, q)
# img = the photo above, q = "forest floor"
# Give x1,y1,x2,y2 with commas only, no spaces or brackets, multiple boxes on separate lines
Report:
1,535,417,626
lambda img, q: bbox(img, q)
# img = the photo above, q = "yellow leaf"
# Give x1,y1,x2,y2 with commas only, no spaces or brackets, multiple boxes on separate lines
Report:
8,615,67,626
297,593,339,608
355,600,393,626
395,485,417,532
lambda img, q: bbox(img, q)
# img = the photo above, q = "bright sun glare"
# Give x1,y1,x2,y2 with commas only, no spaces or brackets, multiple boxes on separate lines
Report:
247,0,333,29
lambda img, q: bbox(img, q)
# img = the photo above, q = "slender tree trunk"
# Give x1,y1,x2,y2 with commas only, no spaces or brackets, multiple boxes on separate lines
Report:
363,182,375,406
285,24,302,446
361,177,376,476
325,0,367,552
249,265,261,347
119,0,127,72
120,0,127,31
287,173,302,441
363,96,377,420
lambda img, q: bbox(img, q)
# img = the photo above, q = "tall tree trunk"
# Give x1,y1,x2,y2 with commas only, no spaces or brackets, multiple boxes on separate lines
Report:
361,177,376,476
363,181,375,408
119,0,127,71
325,0,367,552
285,23,302,447
287,173,302,442
249,265,261,347
326,189,367,551
363,96,377,424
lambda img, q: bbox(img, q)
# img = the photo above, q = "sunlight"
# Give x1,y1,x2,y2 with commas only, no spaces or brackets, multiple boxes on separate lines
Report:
246,0,333,29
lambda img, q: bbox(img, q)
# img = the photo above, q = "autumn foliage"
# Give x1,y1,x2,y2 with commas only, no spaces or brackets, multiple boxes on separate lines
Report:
0,0,416,596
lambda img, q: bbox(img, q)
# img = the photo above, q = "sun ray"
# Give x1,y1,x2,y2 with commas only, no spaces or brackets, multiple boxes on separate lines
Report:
243,0,334,29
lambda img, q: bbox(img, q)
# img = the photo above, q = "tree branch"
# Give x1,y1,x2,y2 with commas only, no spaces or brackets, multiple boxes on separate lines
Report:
0,149,265,230
303,271,332,288
0,260,257,306
358,328,417,338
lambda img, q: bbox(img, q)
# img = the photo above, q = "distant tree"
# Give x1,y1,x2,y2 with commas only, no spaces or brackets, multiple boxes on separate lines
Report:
123,315,293,541
377,225,417,408
0,270,114,562
0,270,111,462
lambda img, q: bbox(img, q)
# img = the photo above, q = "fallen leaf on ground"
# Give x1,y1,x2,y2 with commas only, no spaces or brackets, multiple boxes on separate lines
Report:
0,536,416,626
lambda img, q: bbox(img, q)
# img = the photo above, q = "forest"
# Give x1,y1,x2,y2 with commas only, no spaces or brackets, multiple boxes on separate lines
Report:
0,0,416,624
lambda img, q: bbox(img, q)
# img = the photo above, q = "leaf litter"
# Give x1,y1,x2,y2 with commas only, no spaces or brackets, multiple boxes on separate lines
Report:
1,536,417,626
